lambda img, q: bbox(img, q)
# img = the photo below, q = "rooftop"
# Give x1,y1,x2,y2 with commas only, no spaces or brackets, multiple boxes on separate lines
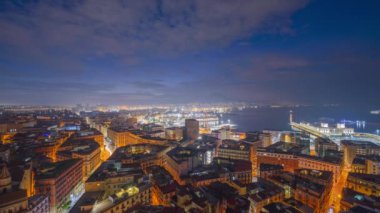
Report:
247,179,284,202
295,169,333,183
35,159,81,180
219,139,249,151
341,188,380,210
166,147,205,164
341,140,380,149
109,143,167,162
348,172,380,184
58,139,100,155
260,141,308,155
261,202,303,213
86,162,143,183
297,153,342,165
260,163,284,172
126,205,185,213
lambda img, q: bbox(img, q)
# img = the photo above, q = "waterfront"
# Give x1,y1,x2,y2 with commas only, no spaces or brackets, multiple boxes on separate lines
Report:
222,106,380,133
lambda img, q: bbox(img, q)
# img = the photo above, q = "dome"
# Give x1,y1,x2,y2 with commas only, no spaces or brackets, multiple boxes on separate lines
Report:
0,164,12,193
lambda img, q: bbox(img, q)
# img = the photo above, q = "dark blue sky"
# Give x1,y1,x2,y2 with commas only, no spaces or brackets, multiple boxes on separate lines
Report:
0,0,379,106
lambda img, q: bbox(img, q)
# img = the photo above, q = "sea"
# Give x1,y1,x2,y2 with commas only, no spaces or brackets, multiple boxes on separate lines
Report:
221,105,380,134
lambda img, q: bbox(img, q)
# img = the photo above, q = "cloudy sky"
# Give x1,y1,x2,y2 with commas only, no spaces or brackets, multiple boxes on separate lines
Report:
0,0,379,106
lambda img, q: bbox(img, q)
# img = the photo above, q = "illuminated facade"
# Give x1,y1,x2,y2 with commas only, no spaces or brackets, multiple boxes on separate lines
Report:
92,184,151,213
81,157,151,212
57,139,101,180
0,164,28,213
165,127,183,141
346,173,380,197
257,142,342,183
352,155,380,175
35,159,83,213
27,195,50,213
185,119,199,140
248,180,285,213
147,166,178,206
108,128,169,148
164,147,207,185
342,140,380,165
314,138,338,158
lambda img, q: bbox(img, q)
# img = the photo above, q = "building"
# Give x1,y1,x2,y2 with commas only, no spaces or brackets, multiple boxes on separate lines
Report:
19,163,35,197
365,155,380,175
0,144,10,163
107,144,169,172
0,163,28,213
294,168,333,187
346,173,380,196
342,140,380,165
0,122,23,134
57,139,101,180
315,138,338,158
247,179,285,213
214,157,252,184
352,157,366,174
217,139,254,161
293,179,329,213
76,157,151,212
174,185,212,212
259,132,272,148
108,128,169,148
27,194,50,213
70,128,106,160
107,127,132,148
281,132,297,143
85,162,144,196
71,129,104,148
89,183,151,213
313,122,354,136
259,163,284,179
266,172,296,199
340,188,380,212
189,168,228,187
125,205,185,213
297,154,342,183
185,119,199,141
165,127,183,141
352,155,380,175
256,142,307,172
257,142,342,183
203,182,251,212
35,159,83,213
294,169,333,213
164,147,207,184
261,202,302,213
147,166,178,206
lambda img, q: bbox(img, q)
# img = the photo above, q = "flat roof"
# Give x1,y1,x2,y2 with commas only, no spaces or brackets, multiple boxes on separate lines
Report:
35,159,81,180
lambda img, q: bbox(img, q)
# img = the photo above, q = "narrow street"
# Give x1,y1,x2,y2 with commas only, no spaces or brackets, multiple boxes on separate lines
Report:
327,164,351,213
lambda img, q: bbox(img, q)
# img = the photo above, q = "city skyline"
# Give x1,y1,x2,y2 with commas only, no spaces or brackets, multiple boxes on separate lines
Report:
0,0,379,106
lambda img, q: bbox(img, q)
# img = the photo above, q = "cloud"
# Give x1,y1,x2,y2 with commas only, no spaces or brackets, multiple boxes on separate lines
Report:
132,80,167,90
235,54,312,80
0,0,308,63
0,0,316,105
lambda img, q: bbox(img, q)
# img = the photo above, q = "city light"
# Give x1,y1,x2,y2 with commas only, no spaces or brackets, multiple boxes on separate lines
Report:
0,1,379,212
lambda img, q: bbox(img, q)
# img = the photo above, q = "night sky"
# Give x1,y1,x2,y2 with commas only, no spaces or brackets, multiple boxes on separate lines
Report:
0,0,379,106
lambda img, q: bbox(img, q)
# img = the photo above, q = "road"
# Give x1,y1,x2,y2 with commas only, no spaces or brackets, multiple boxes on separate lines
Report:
327,164,350,212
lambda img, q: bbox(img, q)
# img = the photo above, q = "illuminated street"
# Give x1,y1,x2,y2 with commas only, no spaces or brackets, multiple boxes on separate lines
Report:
0,1,379,212
328,164,351,212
